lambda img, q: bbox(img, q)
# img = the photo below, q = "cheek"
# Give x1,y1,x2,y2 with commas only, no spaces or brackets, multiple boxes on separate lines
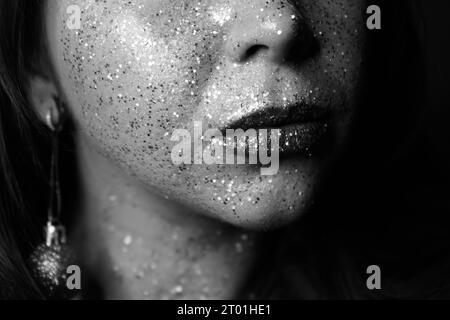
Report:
51,1,225,172
304,0,366,94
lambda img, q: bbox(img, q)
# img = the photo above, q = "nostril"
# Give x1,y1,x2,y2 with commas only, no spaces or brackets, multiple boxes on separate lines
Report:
243,44,269,61
224,4,315,65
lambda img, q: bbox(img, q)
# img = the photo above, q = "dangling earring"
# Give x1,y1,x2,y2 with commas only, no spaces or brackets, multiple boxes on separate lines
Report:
29,97,77,299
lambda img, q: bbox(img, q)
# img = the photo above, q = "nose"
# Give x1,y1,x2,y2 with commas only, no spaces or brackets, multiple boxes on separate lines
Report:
224,0,314,64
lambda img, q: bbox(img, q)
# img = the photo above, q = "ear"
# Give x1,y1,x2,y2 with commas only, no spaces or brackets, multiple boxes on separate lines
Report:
27,74,62,130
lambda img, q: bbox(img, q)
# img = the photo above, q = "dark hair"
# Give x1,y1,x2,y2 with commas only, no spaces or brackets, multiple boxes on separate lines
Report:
0,0,49,299
0,0,449,299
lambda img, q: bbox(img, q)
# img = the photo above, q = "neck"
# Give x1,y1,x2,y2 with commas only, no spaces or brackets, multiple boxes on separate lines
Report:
72,134,261,299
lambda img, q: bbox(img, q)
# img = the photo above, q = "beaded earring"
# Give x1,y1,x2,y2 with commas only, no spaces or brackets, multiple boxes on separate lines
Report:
29,97,77,299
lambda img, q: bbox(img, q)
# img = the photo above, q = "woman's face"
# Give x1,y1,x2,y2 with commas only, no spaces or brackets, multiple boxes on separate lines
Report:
45,0,366,229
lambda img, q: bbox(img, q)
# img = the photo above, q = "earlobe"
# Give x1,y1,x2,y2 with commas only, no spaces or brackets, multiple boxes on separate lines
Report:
27,75,64,131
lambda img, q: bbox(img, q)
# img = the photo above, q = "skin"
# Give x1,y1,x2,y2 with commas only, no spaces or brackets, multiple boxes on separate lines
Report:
38,0,366,299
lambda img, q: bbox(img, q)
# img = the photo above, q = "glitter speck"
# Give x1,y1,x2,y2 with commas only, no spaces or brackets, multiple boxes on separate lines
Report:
123,235,133,246
172,285,183,295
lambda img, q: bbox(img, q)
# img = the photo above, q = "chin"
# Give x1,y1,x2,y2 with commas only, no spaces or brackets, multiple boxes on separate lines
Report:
191,166,317,231
228,203,307,231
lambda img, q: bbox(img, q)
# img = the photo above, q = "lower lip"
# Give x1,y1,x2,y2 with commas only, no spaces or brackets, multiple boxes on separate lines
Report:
218,120,334,161
277,121,331,156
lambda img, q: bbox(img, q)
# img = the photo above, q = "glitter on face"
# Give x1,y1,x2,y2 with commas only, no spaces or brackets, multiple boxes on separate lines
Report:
48,0,366,229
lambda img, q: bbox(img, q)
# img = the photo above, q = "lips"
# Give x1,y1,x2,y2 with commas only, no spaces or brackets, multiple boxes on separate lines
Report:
277,121,330,155
219,101,346,157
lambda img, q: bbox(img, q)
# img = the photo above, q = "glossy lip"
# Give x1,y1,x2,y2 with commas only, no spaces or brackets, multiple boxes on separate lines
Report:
219,101,347,157
220,102,334,130
277,120,331,156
